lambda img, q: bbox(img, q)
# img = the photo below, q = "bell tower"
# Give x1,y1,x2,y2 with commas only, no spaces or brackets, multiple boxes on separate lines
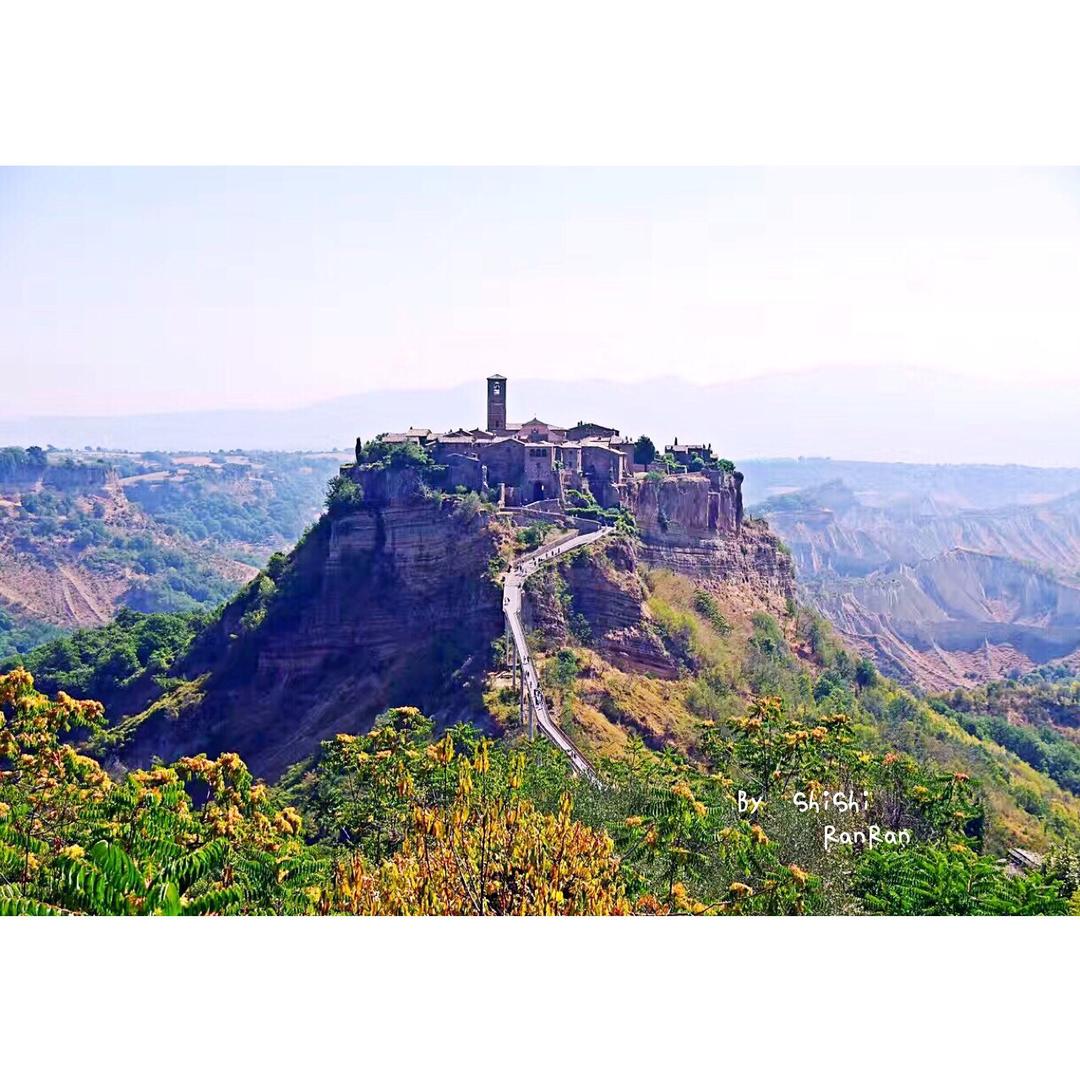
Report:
486,374,507,433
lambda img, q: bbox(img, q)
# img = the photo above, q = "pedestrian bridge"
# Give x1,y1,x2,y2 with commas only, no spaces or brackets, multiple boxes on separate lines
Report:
502,525,613,786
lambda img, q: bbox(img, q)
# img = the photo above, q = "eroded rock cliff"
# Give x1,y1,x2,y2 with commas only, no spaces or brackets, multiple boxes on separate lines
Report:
758,478,1080,689
113,496,506,779
522,522,795,681
522,536,680,678
630,471,743,543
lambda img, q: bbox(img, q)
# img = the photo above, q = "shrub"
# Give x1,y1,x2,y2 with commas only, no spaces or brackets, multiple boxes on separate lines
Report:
854,844,1068,915
692,590,731,635
324,475,363,511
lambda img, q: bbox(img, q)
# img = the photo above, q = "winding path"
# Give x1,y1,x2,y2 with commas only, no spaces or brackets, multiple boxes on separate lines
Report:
502,524,614,785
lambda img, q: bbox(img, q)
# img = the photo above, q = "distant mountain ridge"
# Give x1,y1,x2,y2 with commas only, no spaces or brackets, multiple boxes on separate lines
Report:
4,366,1078,466
758,480,1080,581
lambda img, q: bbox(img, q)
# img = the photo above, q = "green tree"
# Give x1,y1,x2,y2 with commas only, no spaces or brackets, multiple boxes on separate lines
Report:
633,435,657,466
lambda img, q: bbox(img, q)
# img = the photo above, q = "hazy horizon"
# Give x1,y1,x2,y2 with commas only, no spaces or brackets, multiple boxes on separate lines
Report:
12,359,1080,421
4,366,1078,469
3,168,1079,465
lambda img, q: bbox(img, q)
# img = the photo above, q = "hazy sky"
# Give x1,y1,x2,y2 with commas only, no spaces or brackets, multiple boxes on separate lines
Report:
2,167,1079,418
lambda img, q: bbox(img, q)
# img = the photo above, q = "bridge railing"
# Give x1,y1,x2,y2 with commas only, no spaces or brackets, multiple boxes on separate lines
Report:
502,528,610,786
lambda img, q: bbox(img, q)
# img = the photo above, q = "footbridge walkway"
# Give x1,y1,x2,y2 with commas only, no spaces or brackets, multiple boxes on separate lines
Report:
502,523,613,786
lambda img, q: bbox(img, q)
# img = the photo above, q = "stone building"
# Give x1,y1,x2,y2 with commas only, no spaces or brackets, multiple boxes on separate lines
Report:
566,421,619,441
348,374,738,534
517,418,567,443
665,440,716,467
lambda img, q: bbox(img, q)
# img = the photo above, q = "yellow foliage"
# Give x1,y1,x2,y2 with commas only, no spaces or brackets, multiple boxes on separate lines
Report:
324,789,629,916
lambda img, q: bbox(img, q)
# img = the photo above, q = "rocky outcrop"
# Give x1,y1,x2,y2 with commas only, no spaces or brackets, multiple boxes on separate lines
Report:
0,460,115,497
630,471,743,544
113,496,506,779
522,536,679,678
566,538,682,678
107,473,795,777
43,463,116,492
523,524,795,678
638,519,795,610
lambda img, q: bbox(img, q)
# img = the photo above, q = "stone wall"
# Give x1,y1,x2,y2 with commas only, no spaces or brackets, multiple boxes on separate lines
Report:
443,453,483,492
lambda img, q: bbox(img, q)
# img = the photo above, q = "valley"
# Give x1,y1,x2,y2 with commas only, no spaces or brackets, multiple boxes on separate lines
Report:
6,436,1080,915
0,446,343,657
749,461,1080,691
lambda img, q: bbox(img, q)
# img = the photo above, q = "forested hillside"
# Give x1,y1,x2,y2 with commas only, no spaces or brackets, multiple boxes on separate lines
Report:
0,447,343,658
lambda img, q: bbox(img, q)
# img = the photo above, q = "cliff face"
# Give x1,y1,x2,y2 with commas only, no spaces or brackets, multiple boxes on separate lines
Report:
523,522,795,680
114,496,506,779
523,536,681,678
630,471,743,544
0,462,115,496
637,519,795,617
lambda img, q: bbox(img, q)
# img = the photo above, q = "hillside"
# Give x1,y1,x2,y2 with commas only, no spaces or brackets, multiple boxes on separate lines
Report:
0,447,343,657
508,531,1080,856
104,488,510,778
8,460,1080,917
933,672,1080,798
13,462,1070,862
79,454,782,777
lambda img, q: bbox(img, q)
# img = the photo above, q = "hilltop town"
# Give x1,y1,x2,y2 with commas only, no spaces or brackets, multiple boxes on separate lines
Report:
343,374,745,541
